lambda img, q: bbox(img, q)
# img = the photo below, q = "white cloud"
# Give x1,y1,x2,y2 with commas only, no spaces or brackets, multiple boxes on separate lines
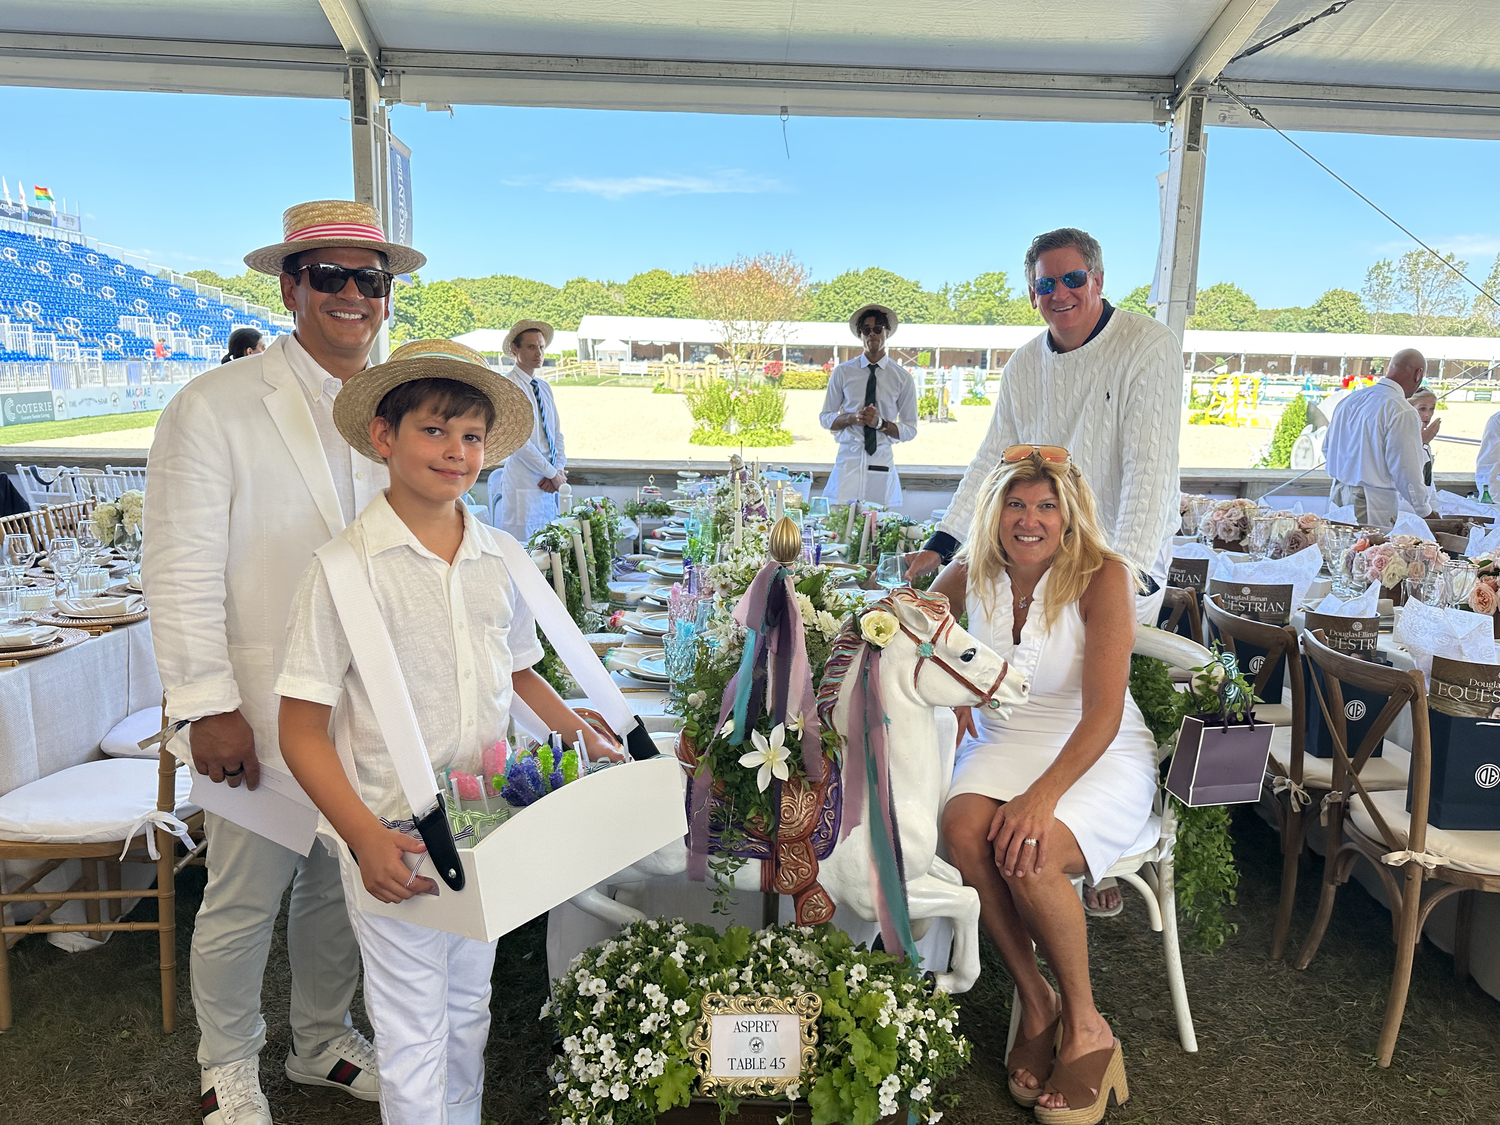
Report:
505,169,784,200
1369,233,1500,259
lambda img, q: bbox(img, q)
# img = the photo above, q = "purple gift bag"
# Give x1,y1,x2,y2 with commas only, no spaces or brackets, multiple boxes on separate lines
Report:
1165,690,1276,807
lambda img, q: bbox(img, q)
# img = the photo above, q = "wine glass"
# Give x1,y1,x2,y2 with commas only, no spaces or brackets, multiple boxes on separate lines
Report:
3,533,33,582
1188,497,1215,546
50,537,81,598
1439,560,1479,608
876,553,906,591
1248,516,1277,561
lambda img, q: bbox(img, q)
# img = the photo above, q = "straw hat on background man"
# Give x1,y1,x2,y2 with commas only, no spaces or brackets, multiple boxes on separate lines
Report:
333,338,532,470
244,200,426,276
504,319,555,354
849,303,899,339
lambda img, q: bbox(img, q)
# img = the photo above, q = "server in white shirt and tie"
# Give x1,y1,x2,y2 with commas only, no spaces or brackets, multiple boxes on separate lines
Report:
494,318,567,541
1323,348,1433,526
819,303,918,507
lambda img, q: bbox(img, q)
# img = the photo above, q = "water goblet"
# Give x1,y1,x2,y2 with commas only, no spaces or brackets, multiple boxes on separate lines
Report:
1440,560,1479,609
1188,497,1216,546
4,533,33,582
17,580,54,615
50,537,81,598
1248,515,1277,561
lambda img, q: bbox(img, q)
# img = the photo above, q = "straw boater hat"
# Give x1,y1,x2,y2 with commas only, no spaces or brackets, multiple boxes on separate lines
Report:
332,339,533,470
848,302,899,339
243,200,427,277
503,319,555,355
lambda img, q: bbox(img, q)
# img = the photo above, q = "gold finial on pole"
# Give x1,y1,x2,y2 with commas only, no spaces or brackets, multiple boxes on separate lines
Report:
769,516,802,565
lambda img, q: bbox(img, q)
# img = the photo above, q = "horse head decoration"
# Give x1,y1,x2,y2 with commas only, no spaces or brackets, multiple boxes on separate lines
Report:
571,553,1029,993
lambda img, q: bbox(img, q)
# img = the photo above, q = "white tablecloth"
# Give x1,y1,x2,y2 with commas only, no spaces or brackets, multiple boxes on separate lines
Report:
0,620,161,797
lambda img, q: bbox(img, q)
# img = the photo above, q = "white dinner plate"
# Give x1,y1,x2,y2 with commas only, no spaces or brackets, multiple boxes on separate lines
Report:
635,653,669,679
647,559,686,580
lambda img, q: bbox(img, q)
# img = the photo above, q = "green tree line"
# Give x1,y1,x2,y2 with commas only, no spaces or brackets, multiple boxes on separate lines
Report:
190,247,1500,344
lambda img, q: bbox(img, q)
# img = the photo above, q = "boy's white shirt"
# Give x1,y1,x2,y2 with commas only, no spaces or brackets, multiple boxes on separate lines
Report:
276,489,543,821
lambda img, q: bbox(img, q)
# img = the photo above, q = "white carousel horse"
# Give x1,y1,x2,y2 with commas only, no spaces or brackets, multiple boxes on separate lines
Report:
569,587,1029,993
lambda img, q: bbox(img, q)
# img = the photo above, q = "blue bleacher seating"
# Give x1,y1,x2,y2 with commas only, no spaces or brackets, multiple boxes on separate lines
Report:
0,229,283,361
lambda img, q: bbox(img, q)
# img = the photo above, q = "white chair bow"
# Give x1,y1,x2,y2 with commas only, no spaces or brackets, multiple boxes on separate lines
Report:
1380,849,1449,871
119,809,196,861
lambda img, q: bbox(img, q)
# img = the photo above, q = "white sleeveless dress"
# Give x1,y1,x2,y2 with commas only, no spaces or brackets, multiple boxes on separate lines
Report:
949,569,1160,883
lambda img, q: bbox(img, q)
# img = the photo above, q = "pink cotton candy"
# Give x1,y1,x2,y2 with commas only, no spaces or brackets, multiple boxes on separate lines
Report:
451,771,482,801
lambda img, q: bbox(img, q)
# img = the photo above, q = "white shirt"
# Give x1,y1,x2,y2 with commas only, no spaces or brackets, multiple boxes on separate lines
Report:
284,332,361,525
818,354,919,453
496,366,567,541
938,307,1181,579
1475,411,1500,496
1323,378,1433,517
275,491,544,821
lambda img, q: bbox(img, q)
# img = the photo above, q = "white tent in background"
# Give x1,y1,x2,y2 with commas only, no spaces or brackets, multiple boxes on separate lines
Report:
451,327,579,356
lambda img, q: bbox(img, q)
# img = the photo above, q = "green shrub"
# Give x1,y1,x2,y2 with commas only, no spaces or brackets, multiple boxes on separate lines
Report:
781,369,830,390
1254,394,1308,469
734,385,787,430
918,389,939,417
651,382,677,395
684,379,734,428
960,394,991,406
689,426,794,447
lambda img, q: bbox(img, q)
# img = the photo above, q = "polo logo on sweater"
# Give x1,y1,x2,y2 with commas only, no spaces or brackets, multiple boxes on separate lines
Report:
1477,764,1500,790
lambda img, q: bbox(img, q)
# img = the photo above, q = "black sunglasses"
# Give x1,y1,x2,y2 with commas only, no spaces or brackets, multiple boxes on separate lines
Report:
1031,269,1091,296
858,322,889,336
293,263,394,299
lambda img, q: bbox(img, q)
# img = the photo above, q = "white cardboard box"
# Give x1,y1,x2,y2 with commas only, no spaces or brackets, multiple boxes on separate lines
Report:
343,756,686,943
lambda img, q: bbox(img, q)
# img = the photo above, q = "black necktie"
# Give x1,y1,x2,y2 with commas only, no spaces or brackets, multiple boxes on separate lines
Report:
531,379,557,464
863,362,879,455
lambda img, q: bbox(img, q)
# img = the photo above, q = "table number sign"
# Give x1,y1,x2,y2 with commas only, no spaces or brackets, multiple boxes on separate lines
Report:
688,992,821,1097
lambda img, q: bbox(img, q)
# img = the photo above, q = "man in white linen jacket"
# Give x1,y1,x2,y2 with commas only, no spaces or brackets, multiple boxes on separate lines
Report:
906,227,1181,617
144,200,421,1125
494,318,567,540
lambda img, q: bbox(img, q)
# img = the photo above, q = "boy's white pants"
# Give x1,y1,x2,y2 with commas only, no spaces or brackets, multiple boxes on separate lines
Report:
338,854,499,1125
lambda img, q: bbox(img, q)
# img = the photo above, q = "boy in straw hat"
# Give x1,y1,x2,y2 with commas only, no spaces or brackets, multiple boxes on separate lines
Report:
146,199,422,1123
492,318,568,541
276,339,618,1124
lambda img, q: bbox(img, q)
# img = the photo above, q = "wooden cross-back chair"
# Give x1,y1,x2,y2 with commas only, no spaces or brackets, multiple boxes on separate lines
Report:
1158,585,1204,646
41,500,96,543
0,707,206,1032
1296,631,1500,1067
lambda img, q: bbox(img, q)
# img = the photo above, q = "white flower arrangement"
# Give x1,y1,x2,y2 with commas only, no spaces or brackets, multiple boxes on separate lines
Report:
90,488,145,544
546,920,969,1125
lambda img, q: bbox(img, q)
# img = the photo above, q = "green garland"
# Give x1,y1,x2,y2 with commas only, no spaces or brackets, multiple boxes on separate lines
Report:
1127,649,1254,952
624,498,675,520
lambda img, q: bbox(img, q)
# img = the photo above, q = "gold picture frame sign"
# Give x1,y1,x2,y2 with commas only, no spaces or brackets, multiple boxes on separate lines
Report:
687,991,822,1098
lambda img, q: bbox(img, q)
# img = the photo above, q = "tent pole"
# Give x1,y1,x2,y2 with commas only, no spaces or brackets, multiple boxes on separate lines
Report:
1154,94,1207,349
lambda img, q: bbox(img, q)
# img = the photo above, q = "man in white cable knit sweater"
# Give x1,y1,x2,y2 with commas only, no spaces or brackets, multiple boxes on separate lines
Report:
907,228,1181,617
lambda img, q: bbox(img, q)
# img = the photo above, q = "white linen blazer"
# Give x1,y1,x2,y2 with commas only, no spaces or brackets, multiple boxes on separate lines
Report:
142,334,387,769
495,367,566,541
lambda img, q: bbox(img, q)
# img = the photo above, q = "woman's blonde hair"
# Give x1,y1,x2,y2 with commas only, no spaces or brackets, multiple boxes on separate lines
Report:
956,453,1137,627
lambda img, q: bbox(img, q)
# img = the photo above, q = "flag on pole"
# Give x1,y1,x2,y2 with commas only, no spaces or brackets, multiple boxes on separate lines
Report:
33,186,54,207
1,178,9,204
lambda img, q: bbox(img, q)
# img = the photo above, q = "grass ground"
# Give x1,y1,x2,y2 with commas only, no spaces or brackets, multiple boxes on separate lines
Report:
0,410,161,445
1,809,1496,1124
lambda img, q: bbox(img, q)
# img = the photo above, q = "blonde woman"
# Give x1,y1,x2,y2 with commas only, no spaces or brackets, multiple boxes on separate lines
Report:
933,446,1154,1124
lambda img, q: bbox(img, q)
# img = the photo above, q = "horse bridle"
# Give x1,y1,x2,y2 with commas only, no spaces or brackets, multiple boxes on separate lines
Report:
897,612,1012,710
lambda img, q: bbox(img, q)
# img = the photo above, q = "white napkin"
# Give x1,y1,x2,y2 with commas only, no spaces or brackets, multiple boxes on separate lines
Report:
1435,490,1497,518
1313,587,1380,618
1171,542,1214,561
52,595,145,618
1392,598,1499,680
1209,543,1324,609
0,624,60,649
1466,524,1500,558
1390,512,1433,540
1327,503,1356,524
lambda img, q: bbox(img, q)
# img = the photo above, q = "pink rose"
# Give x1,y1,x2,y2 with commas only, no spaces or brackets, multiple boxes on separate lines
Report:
1470,582,1498,615
1297,513,1322,531
1283,529,1312,555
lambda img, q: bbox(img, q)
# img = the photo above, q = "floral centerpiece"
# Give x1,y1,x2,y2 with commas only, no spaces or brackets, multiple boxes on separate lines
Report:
545,920,968,1125
1343,534,1446,599
1448,554,1500,627
90,488,144,552
1197,497,1257,547
1262,510,1322,560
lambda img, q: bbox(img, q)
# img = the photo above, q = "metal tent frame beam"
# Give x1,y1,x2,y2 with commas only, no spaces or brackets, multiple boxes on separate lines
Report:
1172,0,1280,105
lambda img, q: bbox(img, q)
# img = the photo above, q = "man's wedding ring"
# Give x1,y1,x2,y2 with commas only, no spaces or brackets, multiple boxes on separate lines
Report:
1023,838,1039,847
223,765,244,777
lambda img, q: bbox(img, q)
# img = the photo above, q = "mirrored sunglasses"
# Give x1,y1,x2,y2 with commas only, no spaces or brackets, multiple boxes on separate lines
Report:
294,263,394,299
1002,444,1071,465
1031,269,1091,296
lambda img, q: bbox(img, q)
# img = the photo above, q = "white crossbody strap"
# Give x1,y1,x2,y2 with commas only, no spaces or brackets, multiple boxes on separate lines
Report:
316,536,440,819
489,527,640,742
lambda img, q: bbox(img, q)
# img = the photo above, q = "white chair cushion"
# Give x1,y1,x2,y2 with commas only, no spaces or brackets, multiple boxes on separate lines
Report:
0,758,193,845
1268,727,1411,792
1350,788,1500,876
99,708,163,759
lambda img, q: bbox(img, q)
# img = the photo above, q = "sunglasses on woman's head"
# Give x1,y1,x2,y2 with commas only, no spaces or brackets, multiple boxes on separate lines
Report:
1002,444,1071,465
1030,269,1090,296
294,263,394,299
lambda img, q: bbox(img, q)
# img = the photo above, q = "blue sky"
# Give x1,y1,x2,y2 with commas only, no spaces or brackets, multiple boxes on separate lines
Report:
2,85,1498,309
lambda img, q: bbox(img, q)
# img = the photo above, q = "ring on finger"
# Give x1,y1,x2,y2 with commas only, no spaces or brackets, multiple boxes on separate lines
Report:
1023,837,1039,847
222,765,244,777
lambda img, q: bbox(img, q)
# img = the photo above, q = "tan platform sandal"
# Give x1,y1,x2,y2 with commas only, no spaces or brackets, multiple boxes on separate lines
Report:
1032,1035,1128,1125
1004,1012,1062,1108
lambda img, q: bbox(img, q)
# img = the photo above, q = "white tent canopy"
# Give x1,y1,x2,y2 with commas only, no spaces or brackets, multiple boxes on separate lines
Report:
1,1,1498,138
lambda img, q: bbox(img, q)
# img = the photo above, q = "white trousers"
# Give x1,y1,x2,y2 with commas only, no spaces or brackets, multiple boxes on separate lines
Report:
337,855,499,1125
192,812,360,1067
